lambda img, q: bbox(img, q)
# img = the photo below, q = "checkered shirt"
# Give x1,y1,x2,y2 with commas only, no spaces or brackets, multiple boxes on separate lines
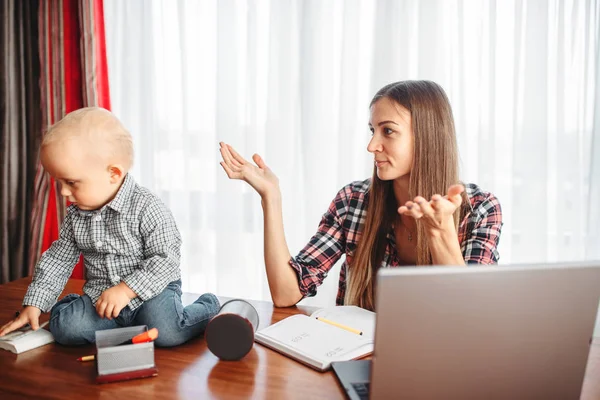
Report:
23,174,182,312
289,180,503,305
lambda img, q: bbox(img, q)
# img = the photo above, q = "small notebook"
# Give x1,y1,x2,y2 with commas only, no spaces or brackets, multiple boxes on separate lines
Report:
255,306,375,371
0,322,54,354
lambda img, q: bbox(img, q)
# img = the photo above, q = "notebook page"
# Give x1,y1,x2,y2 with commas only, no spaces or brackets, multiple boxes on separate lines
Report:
0,321,50,342
12,329,54,354
0,324,54,354
258,314,373,361
310,306,376,339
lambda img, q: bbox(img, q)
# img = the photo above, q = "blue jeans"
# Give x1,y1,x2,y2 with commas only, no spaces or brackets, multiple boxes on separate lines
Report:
49,281,220,347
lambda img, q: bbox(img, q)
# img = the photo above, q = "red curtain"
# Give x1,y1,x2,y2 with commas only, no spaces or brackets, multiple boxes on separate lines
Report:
30,0,111,279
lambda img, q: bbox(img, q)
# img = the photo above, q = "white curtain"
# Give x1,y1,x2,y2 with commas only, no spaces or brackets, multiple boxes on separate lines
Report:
589,14,600,260
103,0,600,307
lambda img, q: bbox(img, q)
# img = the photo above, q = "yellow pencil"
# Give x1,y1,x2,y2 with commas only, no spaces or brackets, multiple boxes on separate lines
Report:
316,317,363,335
77,355,95,362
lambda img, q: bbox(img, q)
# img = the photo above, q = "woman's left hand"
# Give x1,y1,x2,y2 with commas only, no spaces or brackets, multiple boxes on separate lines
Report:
398,184,464,234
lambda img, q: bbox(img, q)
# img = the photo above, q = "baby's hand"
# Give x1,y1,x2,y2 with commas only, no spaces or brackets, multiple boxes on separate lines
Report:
0,306,42,337
96,283,135,319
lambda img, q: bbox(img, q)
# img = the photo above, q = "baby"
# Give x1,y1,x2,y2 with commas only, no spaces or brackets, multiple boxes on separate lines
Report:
0,107,219,347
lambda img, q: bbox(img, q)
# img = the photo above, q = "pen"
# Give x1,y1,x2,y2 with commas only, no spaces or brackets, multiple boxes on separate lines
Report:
116,328,159,346
315,317,363,335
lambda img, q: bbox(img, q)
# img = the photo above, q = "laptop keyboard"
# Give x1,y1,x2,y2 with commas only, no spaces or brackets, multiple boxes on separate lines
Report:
351,382,370,400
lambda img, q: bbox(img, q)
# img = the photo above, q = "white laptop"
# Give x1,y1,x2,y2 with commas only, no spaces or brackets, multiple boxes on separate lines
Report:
332,262,600,400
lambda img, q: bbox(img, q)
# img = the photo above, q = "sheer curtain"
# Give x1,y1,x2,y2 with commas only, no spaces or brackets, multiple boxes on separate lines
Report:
590,24,600,260
103,0,600,306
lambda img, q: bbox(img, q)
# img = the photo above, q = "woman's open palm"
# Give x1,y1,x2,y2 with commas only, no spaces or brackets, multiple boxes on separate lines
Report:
219,142,279,198
398,184,465,233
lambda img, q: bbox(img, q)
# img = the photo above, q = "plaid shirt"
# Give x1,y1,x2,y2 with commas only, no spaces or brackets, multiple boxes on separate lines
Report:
289,180,503,305
23,174,182,312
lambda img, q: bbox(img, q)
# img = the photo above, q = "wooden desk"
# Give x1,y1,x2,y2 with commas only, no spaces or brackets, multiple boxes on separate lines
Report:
2,278,600,399
0,278,345,400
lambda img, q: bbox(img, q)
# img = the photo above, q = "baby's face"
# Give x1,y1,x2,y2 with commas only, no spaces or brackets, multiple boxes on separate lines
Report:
41,139,121,211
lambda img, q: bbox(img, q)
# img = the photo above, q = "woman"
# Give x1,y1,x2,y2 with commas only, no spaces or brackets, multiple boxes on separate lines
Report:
219,80,502,310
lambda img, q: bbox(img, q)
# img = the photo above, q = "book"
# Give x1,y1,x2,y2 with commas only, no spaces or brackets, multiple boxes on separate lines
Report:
255,305,375,371
0,322,55,354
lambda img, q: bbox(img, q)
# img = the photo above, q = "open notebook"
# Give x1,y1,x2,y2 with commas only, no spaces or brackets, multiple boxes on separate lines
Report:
255,306,375,371
0,322,54,354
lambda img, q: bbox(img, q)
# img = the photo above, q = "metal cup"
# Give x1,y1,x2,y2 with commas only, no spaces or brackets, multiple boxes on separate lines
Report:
205,299,260,361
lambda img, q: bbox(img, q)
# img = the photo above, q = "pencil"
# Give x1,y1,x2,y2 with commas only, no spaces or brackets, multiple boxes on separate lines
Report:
315,317,363,335
77,355,95,362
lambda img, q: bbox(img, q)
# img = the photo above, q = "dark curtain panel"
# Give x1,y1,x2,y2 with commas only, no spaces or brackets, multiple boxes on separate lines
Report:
0,0,42,283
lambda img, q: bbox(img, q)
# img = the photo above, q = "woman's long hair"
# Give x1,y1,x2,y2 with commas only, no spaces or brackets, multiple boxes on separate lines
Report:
345,80,461,310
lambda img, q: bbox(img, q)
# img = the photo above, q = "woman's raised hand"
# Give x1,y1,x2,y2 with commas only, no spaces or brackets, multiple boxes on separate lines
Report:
398,184,465,233
219,142,280,198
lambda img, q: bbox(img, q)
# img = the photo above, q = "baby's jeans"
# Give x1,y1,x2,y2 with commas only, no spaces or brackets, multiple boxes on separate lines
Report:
49,280,220,347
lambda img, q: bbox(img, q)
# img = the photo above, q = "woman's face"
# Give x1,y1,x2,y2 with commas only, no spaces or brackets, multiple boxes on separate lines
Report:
367,97,414,181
